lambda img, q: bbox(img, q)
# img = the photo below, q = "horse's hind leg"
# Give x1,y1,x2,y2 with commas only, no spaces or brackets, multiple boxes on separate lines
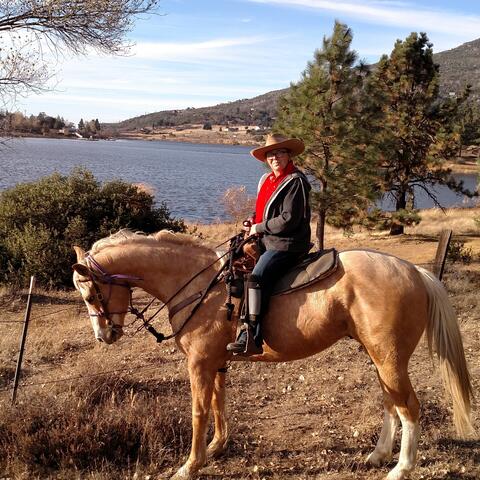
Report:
388,398,420,480
207,369,229,458
366,391,399,465
368,362,420,480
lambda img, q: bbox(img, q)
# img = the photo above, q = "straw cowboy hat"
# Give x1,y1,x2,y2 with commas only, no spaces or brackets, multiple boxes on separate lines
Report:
251,133,305,162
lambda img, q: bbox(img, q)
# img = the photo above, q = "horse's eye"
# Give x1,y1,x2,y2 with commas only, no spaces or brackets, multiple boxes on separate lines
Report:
86,295,95,304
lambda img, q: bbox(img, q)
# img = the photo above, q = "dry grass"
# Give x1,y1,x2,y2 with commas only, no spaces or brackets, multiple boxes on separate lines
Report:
0,374,191,478
406,207,479,237
0,210,479,479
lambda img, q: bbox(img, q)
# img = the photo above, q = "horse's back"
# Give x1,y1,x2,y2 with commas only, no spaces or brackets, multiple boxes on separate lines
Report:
258,248,428,362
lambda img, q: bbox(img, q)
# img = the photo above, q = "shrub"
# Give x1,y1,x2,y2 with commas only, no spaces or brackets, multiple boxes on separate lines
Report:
0,375,191,477
447,238,473,264
0,168,185,288
221,185,256,226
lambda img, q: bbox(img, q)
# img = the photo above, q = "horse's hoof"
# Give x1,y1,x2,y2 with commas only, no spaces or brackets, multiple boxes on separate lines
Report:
366,450,392,466
385,465,411,480
170,464,196,480
207,438,228,458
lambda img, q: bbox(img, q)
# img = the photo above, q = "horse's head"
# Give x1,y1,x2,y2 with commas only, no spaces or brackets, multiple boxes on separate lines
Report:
72,246,131,344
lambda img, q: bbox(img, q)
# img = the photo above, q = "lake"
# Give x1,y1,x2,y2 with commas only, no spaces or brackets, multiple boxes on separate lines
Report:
0,137,477,222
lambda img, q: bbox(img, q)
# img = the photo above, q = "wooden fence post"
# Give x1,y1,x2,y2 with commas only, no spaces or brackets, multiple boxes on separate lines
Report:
433,229,452,281
11,276,35,404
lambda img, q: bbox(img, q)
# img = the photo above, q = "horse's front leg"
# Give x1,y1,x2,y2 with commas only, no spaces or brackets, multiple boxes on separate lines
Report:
207,368,229,458
171,359,216,480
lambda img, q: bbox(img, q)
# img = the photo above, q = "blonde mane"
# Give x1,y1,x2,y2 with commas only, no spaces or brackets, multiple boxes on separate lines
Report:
89,229,211,255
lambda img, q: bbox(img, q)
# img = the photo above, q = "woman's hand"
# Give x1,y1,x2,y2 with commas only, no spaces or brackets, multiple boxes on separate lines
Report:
242,219,252,235
242,219,259,237
248,223,259,237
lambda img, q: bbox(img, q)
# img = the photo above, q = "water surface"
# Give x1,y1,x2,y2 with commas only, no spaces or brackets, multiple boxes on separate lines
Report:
0,137,477,222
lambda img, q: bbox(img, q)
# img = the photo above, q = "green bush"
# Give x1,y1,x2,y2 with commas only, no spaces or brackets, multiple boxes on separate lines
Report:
0,168,185,288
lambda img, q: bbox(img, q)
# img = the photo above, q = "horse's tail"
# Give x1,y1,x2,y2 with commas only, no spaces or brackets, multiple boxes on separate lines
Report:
416,266,475,438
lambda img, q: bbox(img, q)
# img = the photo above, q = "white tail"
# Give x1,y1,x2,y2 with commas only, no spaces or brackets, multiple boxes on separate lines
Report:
417,267,475,438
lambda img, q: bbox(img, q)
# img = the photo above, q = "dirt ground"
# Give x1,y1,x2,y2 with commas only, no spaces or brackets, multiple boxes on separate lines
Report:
0,211,479,479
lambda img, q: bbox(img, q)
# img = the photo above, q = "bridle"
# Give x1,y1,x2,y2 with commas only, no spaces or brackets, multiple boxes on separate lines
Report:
76,254,142,328
76,232,253,343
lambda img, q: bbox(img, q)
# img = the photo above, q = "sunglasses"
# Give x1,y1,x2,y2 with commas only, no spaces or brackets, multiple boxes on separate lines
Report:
266,149,288,159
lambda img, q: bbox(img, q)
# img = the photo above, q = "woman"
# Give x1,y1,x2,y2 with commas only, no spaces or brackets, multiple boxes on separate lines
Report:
227,134,311,355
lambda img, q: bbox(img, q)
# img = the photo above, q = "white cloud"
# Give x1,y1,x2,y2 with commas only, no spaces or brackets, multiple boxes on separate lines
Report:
45,47,288,99
59,80,267,98
131,36,269,61
246,0,480,37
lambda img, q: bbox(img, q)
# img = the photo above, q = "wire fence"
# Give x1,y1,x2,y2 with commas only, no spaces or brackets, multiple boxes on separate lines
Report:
0,363,173,394
0,289,179,400
30,306,81,320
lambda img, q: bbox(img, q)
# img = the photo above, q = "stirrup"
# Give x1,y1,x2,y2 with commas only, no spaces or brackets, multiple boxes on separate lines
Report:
226,325,247,353
228,325,263,356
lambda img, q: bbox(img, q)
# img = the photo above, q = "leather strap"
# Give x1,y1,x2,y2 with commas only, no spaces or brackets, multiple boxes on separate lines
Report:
168,291,204,320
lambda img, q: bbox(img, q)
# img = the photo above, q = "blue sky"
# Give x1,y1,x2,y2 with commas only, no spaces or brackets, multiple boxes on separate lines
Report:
16,0,480,124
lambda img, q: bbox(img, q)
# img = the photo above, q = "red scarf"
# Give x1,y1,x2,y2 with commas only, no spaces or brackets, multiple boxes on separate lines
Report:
254,161,297,223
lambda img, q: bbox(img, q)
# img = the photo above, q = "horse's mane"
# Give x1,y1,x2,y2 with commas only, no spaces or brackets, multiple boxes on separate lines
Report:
90,229,209,255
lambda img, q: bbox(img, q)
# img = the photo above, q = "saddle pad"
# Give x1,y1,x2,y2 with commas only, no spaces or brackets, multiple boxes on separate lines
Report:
272,248,338,296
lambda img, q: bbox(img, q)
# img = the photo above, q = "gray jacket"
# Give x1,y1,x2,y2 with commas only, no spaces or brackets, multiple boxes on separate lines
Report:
255,170,311,252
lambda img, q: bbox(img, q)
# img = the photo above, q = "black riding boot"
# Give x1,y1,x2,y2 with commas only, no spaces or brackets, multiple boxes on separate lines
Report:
226,275,264,355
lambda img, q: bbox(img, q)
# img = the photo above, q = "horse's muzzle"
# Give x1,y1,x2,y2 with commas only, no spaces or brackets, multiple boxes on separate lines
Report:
96,326,124,344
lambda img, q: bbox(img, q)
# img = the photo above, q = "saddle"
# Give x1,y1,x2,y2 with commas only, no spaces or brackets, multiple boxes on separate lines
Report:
272,248,338,296
231,240,338,297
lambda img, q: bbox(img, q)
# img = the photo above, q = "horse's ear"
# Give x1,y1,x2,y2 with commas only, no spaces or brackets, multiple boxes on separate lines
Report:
72,263,91,278
73,246,86,262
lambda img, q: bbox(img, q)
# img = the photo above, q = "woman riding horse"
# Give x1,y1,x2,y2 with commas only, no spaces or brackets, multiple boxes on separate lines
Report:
226,134,311,355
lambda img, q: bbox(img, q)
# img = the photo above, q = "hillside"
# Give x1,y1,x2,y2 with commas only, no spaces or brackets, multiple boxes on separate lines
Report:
434,38,480,96
112,38,479,131
114,89,286,131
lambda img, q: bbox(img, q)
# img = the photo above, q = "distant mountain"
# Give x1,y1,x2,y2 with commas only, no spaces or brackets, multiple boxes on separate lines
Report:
113,89,286,131
434,38,480,96
112,38,479,130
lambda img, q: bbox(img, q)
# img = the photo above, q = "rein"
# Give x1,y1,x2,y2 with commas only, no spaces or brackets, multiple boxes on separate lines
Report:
82,232,248,344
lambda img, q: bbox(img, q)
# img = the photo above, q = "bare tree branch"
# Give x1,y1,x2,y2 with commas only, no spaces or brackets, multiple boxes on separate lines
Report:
0,1,160,106
0,1,159,54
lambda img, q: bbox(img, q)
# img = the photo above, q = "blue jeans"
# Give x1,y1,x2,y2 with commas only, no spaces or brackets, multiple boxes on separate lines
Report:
252,249,301,300
250,249,301,344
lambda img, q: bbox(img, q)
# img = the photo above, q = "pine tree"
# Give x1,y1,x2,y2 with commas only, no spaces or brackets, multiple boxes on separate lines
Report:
53,116,65,130
460,100,480,147
87,119,97,133
368,32,474,235
78,118,85,131
274,21,380,249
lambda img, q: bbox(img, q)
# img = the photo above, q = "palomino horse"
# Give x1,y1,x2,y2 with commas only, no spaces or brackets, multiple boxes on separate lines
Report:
72,230,474,480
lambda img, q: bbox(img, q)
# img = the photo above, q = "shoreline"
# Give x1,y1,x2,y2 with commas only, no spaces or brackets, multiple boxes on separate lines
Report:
116,132,480,175
3,131,478,174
